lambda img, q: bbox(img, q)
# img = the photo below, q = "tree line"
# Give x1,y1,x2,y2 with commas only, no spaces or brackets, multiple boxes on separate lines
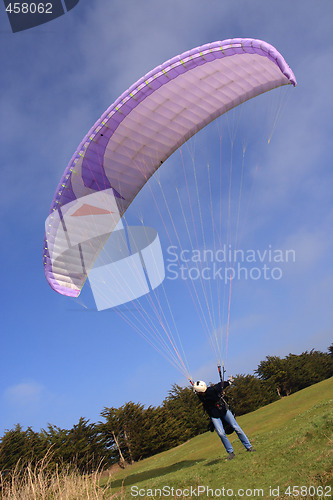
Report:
0,345,332,476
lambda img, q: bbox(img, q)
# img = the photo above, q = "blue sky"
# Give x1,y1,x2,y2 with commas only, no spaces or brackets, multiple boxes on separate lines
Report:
1,1,332,436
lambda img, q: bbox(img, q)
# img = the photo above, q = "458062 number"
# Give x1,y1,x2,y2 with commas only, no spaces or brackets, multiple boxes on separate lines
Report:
5,3,53,14
284,485,332,497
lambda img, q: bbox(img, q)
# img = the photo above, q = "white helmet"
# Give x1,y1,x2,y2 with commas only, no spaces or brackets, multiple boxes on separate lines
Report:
193,380,207,393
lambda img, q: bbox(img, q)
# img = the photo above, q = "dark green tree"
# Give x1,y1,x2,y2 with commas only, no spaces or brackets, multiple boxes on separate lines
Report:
0,424,48,472
255,350,333,396
255,355,290,396
42,418,108,473
100,405,132,465
227,374,278,415
162,384,208,446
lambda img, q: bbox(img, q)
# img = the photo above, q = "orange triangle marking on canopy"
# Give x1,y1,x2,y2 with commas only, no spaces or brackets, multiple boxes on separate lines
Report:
71,204,114,217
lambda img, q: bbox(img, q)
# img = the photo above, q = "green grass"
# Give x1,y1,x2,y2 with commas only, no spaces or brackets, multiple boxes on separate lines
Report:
102,378,333,499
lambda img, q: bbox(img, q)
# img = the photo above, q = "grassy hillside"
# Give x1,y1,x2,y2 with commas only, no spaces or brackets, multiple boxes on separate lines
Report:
103,378,333,499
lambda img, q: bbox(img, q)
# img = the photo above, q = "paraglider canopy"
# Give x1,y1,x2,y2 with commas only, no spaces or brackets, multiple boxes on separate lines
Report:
44,38,296,297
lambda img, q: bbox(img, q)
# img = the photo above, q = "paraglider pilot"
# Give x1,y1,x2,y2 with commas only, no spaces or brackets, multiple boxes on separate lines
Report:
194,377,255,460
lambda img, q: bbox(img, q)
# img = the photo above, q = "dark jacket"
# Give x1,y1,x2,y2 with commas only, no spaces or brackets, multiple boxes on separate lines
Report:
197,381,231,418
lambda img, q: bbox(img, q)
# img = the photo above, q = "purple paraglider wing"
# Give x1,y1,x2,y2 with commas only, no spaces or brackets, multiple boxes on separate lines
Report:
44,38,296,297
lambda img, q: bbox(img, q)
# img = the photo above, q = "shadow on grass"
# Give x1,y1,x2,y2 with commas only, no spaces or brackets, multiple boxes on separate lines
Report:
204,458,222,467
110,460,205,488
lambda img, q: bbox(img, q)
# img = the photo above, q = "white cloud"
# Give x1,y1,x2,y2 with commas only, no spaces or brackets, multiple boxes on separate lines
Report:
4,381,44,407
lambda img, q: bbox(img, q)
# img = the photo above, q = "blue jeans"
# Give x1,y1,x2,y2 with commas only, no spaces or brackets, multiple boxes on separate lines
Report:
211,410,252,453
